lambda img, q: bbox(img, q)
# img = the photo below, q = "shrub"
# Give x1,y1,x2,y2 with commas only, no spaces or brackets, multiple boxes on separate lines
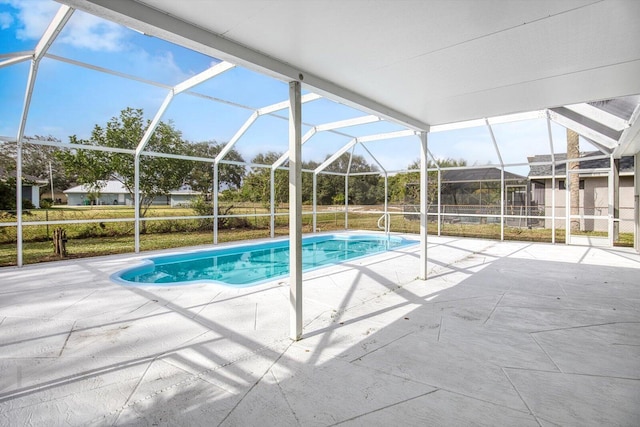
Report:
40,198,54,209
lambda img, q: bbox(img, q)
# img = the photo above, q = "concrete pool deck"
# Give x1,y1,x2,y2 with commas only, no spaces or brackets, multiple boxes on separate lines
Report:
0,235,639,426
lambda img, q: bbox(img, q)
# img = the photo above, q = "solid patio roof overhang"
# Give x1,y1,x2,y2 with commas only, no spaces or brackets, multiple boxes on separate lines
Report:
60,0,640,156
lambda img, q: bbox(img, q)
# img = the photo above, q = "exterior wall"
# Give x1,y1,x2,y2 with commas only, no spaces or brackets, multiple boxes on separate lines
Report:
542,176,634,232
170,194,198,207
21,186,40,208
66,192,128,206
39,190,67,204
65,193,169,206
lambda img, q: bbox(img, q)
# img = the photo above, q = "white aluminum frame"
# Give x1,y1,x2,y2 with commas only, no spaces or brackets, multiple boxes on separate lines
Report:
3,2,637,283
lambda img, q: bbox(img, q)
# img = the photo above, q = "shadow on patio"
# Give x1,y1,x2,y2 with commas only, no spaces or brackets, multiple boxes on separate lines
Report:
0,237,638,426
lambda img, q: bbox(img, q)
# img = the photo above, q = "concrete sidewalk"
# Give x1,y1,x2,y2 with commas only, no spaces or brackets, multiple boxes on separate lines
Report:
0,236,639,426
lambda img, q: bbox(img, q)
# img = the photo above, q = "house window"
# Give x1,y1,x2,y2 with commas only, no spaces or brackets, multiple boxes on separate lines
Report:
558,180,584,190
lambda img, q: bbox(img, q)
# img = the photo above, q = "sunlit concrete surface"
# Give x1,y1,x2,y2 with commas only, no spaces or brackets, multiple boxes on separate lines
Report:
1,235,639,426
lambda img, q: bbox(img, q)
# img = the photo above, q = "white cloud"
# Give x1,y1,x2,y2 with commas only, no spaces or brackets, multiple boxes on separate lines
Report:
0,0,57,40
129,49,192,85
58,11,128,52
1,0,127,51
0,11,13,29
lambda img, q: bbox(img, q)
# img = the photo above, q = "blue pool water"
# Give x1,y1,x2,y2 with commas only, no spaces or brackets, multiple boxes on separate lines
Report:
113,234,417,287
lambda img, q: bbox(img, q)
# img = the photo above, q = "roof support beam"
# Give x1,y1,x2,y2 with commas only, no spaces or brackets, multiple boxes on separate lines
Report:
174,61,235,94
613,103,640,157
564,103,630,132
0,55,31,69
315,129,415,175
315,115,380,132
34,5,74,61
549,107,620,150
359,144,386,175
485,119,504,168
272,128,316,170
357,129,415,143
273,114,380,170
315,139,358,175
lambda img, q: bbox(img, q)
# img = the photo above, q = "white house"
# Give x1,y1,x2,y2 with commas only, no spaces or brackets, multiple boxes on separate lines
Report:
0,168,47,209
63,180,201,207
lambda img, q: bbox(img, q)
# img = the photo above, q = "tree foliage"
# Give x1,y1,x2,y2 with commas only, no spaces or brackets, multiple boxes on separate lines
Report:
56,108,192,219
241,152,288,206
0,137,75,194
187,141,245,195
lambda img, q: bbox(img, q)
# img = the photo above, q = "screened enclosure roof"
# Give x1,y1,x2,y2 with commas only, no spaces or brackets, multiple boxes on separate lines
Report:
60,0,640,158
440,168,526,184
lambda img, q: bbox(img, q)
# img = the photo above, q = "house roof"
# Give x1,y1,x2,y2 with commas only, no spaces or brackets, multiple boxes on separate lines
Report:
64,180,128,194
0,168,48,186
441,167,525,183
527,152,635,178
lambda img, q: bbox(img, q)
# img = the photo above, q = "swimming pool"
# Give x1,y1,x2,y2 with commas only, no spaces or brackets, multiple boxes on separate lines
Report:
113,233,417,287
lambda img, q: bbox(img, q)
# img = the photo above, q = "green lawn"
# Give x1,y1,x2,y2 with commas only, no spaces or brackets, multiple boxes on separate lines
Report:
0,206,634,266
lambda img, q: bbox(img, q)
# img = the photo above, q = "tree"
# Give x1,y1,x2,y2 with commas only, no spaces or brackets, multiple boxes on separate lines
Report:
318,153,379,205
388,158,466,209
56,108,192,229
187,141,245,197
0,178,16,211
567,129,580,231
300,160,319,205
241,152,288,206
0,177,36,211
1,137,75,198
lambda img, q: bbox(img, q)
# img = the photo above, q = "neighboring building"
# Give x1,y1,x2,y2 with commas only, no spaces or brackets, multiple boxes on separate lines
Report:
439,167,530,226
528,152,634,232
64,180,201,207
404,167,530,225
439,168,528,206
0,168,47,209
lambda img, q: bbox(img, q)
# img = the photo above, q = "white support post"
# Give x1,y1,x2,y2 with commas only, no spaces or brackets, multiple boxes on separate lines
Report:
608,155,615,247
15,62,38,267
14,6,74,267
419,132,429,280
486,119,505,241
289,81,303,341
546,115,556,244
551,163,556,244
134,158,141,251
612,156,620,244
384,173,389,233
500,167,505,241
565,167,571,245
312,173,317,233
270,168,275,238
635,153,639,253
213,162,219,244
437,169,441,236
344,173,349,230
345,147,355,230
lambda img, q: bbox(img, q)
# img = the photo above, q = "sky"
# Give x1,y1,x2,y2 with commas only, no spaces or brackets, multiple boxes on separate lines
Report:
0,0,592,175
